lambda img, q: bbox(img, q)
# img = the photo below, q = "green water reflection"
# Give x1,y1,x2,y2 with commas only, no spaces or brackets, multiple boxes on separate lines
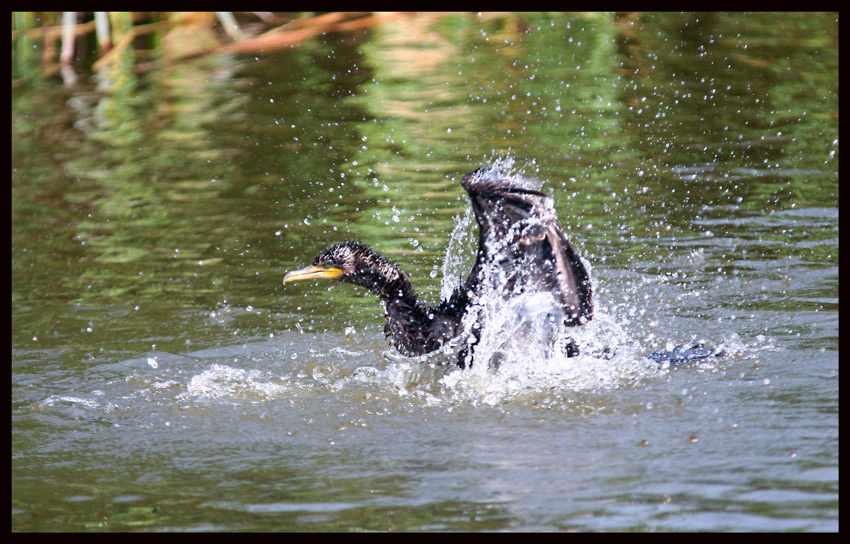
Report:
12,12,837,531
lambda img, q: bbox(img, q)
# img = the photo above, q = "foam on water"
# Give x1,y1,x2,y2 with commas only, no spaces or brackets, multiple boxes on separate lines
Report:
376,290,669,407
182,364,291,401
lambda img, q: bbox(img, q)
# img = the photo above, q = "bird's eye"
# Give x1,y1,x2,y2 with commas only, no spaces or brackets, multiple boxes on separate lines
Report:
324,259,336,268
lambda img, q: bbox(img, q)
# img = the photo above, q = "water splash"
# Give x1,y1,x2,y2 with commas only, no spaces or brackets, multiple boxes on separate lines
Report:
440,156,536,301
440,204,475,302
379,156,734,405
117,157,739,410
182,364,291,401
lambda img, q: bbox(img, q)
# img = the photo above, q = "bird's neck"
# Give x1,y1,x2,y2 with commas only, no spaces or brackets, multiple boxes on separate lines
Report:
374,268,418,305
351,253,419,306
350,248,463,356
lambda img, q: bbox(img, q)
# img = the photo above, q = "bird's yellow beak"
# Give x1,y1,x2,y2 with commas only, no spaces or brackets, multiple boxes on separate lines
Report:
283,264,343,284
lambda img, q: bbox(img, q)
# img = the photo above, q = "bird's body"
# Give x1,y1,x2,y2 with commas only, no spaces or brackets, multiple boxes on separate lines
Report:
283,167,593,365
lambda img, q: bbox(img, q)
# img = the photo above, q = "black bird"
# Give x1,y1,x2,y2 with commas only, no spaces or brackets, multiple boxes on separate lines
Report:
283,167,593,365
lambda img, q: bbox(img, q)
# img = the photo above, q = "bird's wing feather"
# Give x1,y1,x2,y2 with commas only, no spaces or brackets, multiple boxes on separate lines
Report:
461,169,593,325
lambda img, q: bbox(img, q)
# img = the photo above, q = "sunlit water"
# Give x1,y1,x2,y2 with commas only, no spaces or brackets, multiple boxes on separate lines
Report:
13,13,836,531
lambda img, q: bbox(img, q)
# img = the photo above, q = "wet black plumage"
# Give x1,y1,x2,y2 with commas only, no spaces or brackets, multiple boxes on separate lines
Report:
283,167,593,362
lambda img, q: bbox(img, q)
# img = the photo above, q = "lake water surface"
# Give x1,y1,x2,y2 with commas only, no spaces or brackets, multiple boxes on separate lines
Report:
12,12,837,531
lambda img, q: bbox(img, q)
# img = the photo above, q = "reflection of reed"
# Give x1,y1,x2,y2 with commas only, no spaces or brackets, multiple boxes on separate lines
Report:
13,12,432,78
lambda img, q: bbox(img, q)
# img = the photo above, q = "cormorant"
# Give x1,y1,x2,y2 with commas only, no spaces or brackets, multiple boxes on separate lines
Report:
283,167,593,366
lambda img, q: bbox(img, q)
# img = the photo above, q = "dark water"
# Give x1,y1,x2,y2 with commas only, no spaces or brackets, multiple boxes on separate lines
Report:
12,13,837,531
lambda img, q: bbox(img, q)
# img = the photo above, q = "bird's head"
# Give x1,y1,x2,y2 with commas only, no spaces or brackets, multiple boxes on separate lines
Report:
283,241,412,302
283,241,367,284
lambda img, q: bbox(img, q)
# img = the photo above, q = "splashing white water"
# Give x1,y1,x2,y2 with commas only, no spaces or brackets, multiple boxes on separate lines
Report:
376,157,668,404
182,364,291,401
440,204,476,303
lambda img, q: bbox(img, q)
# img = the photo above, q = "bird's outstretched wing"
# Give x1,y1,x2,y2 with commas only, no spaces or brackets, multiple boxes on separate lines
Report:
461,168,593,326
